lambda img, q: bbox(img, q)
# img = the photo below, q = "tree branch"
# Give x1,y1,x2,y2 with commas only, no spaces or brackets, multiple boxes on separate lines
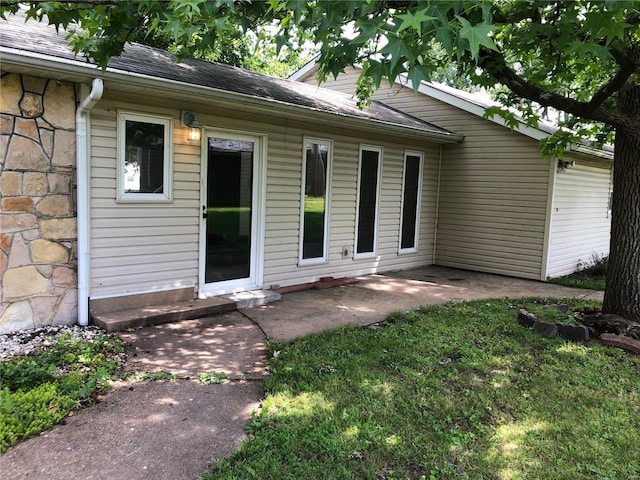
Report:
478,49,640,133
588,48,640,109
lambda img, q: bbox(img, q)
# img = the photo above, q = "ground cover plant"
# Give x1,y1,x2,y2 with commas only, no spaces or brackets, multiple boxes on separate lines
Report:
0,332,124,452
205,298,640,480
550,255,607,291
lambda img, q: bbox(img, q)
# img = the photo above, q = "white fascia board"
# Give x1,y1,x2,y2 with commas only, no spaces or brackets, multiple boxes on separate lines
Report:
287,56,319,81
397,75,550,141
289,60,550,140
1,48,461,144
288,60,612,160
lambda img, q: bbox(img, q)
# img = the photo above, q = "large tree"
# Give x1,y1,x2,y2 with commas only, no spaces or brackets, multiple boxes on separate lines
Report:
3,0,638,321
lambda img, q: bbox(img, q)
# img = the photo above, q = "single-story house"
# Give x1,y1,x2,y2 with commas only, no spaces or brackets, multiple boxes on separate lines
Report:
1,14,465,334
291,62,614,281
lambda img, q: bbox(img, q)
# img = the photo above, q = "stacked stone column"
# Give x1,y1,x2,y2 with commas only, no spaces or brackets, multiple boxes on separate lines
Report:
1,73,78,334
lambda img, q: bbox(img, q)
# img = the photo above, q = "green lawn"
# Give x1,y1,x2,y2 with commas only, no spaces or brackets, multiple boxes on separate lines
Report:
204,298,639,480
549,272,606,291
207,206,251,244
549,256,607,291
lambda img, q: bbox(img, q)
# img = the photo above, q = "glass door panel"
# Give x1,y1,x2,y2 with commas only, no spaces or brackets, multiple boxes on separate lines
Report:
205,137,254,284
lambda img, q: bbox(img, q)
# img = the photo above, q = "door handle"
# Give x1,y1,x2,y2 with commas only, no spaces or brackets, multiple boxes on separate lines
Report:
202,206,208,219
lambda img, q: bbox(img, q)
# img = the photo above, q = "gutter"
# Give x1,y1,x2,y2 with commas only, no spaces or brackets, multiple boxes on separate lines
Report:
567,144,614,162
75,78,103,326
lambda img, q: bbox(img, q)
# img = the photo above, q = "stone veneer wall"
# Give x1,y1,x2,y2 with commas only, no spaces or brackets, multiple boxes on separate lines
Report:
1,72,79,334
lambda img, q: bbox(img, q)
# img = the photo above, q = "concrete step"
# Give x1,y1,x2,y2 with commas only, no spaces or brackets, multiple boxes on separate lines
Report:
91,297,237,332
222,289,281,309
91,289,282,332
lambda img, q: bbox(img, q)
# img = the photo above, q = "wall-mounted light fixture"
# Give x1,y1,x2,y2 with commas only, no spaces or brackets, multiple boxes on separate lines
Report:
183,111,202,142
557,159,575,172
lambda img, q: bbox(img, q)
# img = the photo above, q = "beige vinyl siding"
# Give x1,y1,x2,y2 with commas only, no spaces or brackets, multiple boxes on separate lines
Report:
88,90,442,299
261,132,440,289
305,67,550,279
421,109,549,280
546,160,612,278
89,104,201,298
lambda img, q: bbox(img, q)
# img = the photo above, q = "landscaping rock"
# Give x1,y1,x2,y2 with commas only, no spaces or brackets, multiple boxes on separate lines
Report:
518,309,537,327
557,323,590,342
534,320,558,338
600,333,640,354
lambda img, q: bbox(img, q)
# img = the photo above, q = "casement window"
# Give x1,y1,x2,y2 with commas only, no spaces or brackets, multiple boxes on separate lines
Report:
117,111,172,202
299,137,332,264
355,145,382,258
399,150,424,253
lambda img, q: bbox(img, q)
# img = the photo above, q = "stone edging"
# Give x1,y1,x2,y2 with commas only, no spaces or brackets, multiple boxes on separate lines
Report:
518,309,640,354
517,309,590,342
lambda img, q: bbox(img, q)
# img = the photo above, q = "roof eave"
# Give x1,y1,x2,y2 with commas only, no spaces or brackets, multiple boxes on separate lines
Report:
2,48,462,144
567,144,614,162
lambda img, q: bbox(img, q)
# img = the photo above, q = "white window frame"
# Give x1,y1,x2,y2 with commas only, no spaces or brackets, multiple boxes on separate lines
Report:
354,145,383,259
117,110,173,203
299,136,332,266
398,150,424,254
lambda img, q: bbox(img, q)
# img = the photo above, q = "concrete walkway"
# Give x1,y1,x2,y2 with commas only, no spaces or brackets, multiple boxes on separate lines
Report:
1,266,602,480
2,312,268,480
248,266,603,342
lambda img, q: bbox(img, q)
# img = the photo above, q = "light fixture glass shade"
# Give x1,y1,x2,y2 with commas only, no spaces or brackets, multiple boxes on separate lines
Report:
183,111,202,141
188,126,201,141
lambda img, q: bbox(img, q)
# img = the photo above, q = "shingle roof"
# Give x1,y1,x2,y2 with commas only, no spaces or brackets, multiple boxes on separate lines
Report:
1,12,460,141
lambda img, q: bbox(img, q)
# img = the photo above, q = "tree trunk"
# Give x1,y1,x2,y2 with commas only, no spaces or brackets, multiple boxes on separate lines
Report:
602,84,640,322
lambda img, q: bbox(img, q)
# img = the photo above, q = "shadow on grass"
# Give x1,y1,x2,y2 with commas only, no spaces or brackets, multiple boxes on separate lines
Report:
203,299,639,480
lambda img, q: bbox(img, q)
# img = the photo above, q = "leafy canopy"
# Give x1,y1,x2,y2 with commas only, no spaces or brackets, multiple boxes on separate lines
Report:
2,0,639,152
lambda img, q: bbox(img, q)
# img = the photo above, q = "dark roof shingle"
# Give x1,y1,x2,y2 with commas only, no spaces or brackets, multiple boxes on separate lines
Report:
1,13,459,140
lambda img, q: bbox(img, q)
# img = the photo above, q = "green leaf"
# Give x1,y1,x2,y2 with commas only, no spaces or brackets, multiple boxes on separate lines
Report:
435,25,454,54
351,17,381,46
379,35,413,71
566,39,612,62
483,106,520,131
395,8,435,36
364,60,386,89
406,65,431,91
456,16,497,59
583,10,631,45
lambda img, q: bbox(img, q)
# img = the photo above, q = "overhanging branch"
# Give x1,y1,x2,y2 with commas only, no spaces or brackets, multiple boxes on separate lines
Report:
588,48,640,108
478,49,640,132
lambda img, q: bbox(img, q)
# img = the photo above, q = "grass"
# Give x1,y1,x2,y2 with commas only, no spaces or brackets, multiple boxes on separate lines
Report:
550,255,607,291
0,332,124,452
207,206,251,244
550,272,606,291
204,298,640,480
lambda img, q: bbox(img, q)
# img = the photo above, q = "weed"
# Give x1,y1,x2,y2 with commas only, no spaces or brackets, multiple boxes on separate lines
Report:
199,372,229,384
139,371,176,382
551,253,607,290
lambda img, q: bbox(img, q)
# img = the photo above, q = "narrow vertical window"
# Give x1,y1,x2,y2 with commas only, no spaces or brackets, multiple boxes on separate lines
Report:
399,151,423,253
300,138,331,264
355,146,382,258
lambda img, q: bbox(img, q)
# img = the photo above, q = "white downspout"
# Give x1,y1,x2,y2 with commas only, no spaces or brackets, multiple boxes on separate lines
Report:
432,144,443,262
76,78,103,326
